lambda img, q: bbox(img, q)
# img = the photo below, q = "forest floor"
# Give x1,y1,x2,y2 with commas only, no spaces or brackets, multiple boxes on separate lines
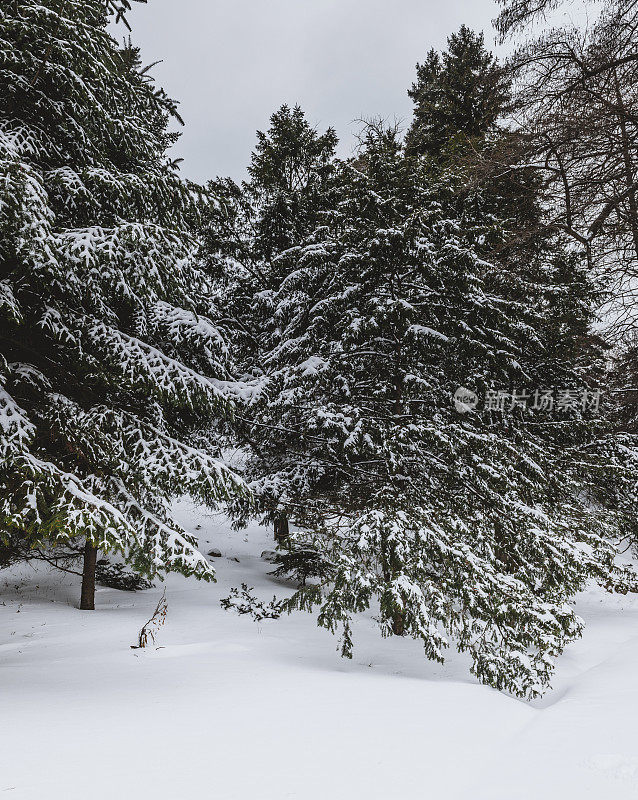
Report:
2,499,638,799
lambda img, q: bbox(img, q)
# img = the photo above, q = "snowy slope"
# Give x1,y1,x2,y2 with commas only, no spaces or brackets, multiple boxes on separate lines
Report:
1,499,638,800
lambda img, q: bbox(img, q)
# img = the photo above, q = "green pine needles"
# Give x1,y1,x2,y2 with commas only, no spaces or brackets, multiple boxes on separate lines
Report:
0,0,246,581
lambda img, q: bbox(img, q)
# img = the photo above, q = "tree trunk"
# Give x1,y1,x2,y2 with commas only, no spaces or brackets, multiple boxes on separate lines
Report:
381,541,406,637
391,342,405,637
614,68,638,262
273,514,290,545
391,611,405,637
79,539,97,610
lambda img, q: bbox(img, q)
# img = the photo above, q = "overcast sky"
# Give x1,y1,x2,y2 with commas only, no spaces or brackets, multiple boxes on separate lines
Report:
119,1,502,182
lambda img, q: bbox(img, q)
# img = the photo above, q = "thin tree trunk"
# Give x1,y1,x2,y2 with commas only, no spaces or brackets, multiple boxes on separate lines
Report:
390,340,405,637
391,611,405,636
273,514,290,545
614,68,638,262
79,539,97,610
381,529,405,637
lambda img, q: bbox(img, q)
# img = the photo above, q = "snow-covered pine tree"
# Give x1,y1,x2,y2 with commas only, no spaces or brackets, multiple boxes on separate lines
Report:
406,26,549,282
407,26,638,581
406,27,610,413
238,120,635,698
240,104,338,264
202,106,338,539
0,0,246,608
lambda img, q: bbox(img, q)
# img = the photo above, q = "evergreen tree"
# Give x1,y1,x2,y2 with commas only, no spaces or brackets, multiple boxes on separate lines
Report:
205,105,338,353
405,26,509,159
406,28,600,374
406,27,546,276
237,122,635,698
246,104,338,262
202,105,338,538
0,0,245,607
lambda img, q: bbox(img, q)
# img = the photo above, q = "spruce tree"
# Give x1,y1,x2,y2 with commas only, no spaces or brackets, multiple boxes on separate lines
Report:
406,28,599,379
205,105,338,356
405,26,509,159
245,104,338,263
0,0,245,607
239,122,635,698
202,106,338,538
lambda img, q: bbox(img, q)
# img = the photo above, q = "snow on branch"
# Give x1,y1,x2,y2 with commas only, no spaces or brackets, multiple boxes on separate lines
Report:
81,319,232,412
0,385,36,458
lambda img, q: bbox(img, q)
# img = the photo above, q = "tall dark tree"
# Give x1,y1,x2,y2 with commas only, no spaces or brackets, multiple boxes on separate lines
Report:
247,104,339,262
406,25,605,389
405,26,510,159
406,27,548,307
0,0,245,608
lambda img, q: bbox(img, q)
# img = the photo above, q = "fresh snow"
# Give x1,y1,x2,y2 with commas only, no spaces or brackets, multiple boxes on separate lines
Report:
2,499,638,799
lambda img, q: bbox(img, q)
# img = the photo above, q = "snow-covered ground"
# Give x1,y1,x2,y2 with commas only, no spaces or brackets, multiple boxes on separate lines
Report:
2,499,638,799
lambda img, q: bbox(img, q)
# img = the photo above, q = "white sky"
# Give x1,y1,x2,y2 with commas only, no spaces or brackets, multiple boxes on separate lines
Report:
119,0,504,182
